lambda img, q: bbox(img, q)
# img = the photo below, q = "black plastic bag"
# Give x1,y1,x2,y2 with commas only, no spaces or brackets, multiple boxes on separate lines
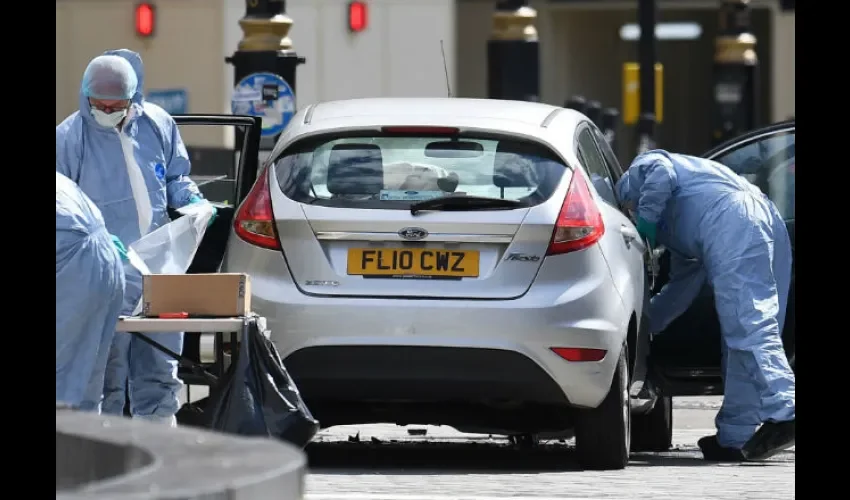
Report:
207,320,319,447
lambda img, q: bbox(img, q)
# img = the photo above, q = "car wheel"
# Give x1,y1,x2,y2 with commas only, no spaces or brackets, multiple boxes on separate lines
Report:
574,345,630,470
630,394,673,452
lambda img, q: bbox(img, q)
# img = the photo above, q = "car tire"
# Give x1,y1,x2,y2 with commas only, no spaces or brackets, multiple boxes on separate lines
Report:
630,394,673,452
574,345,630,470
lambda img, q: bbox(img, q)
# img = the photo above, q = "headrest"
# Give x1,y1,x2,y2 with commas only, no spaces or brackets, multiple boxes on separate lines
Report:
385,162,448,191
492,142,541,189
326,144,384,195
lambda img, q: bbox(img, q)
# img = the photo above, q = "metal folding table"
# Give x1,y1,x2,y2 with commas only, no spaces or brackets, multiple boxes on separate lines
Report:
116,315,266,388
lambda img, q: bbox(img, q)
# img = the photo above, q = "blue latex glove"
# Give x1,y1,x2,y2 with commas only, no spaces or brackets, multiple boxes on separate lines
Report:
636,216,657,248
111,234,129,261
189,195,217,228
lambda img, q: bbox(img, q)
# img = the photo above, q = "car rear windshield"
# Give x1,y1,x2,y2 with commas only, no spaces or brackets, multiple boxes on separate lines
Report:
273,133,569,209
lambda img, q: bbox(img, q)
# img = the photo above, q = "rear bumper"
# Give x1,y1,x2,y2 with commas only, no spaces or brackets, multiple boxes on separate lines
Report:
224,239,630,409
285,345,568,404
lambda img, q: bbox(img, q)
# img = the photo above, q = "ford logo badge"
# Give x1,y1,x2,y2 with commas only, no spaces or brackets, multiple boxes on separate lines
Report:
398,227,428,241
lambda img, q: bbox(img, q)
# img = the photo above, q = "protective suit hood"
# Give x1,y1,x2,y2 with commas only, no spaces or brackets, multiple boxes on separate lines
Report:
77,49,146,129
615,149,676,207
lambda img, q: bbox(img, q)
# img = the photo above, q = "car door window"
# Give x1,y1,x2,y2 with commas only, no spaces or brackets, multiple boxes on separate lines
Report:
710,129,795,220
576,127,618,206
185,145,239,206
173,115,262,208
591,127,624,182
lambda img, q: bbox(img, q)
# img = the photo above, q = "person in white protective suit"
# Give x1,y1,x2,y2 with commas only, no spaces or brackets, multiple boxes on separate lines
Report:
616,150,795,462
56,49,216,426
56,172,126,410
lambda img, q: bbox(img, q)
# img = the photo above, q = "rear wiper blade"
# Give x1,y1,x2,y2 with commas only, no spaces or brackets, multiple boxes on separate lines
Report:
410,195,521,216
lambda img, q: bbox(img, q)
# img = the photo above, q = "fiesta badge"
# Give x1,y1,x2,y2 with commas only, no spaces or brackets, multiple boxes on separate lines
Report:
398,227,428,241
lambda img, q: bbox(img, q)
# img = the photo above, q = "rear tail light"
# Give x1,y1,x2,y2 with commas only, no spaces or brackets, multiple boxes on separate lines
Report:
546,171,605,255
551,347,607,362
233,167,281,250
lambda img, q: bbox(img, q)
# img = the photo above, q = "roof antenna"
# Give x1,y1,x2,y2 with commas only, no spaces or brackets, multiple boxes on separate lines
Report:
440,40,452,98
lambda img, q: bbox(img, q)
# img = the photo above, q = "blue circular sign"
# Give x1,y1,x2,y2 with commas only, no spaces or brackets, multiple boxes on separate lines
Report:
231,72,296,138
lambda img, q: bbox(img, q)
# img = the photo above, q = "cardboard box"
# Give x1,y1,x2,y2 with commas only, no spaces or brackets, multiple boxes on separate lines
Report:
143,273,251,317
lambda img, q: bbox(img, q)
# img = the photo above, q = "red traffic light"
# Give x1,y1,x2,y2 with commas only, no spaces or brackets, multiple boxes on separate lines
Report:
348,1,368,33
135,3,155,37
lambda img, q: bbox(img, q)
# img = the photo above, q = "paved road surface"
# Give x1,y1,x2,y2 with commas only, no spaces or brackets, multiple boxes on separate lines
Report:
302,397,794,500
178,390,794,499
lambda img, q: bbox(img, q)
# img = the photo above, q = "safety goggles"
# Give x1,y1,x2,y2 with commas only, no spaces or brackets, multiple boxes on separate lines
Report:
88,98,131,114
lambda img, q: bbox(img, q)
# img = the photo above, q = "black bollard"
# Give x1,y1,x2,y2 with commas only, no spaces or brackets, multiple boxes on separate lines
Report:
564,95,587,114
636,113,657,155
638,0,658,134
487,1,540,101
585,100,602,126
226,0,306,150
711,0,759,146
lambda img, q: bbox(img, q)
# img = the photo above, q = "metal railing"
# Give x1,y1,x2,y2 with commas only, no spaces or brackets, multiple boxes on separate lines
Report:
564,95,623,158
565,94,658,162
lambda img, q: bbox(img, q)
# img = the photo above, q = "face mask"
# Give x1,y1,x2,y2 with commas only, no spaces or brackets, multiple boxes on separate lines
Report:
91,108,127,128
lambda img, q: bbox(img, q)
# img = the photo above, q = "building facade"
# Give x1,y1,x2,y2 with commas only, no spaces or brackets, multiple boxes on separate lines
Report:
56,0,793,154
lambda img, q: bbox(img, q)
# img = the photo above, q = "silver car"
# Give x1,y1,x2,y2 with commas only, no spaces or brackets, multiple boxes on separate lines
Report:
222,98,656,470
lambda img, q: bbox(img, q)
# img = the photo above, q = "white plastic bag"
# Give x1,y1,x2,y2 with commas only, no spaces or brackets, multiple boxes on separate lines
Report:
125,202,215,315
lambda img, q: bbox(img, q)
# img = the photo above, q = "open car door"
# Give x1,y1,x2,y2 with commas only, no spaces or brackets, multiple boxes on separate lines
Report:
169,115,262,273
649,120,796,396
170,114,262,374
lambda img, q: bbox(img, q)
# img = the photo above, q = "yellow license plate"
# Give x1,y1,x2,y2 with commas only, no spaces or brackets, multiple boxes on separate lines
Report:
347,248,480,278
